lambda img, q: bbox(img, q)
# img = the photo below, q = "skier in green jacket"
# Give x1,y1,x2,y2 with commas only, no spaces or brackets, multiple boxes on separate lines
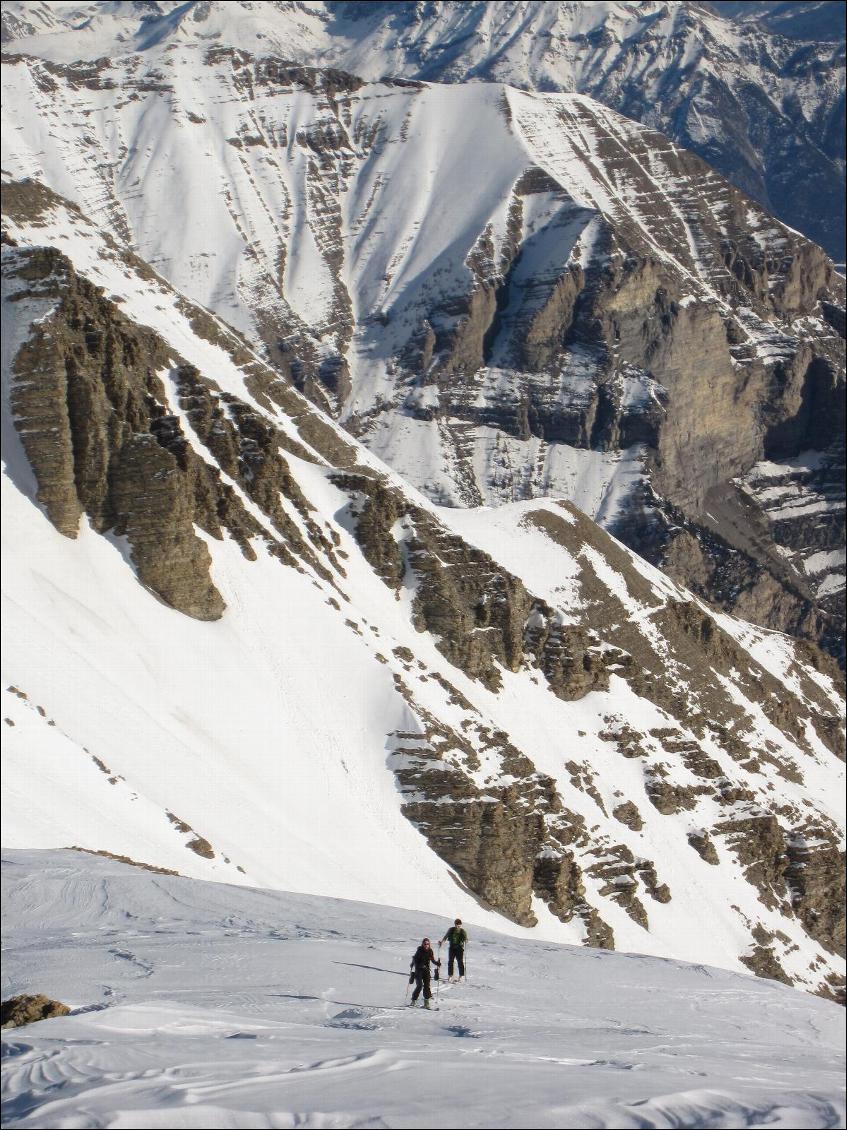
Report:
441,918,468,981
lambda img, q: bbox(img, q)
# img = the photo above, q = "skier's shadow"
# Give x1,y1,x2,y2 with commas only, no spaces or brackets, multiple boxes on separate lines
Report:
333,961,407,977
271,992,408,1012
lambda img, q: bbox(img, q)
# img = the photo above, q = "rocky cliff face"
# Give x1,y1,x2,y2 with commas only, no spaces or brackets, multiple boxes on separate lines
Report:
2,50,842,661
3,182,351,620
7,245,226,620
336,466,845,968
350,90,845,660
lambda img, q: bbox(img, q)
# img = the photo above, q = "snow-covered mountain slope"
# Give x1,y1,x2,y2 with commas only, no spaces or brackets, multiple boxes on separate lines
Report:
2,179,844,998
2,850,845,1130
2,0,844,261
1,43,844,658
711,1,846,43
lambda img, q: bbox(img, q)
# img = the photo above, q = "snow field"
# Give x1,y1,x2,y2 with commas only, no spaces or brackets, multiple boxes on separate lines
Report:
2,849,845,1130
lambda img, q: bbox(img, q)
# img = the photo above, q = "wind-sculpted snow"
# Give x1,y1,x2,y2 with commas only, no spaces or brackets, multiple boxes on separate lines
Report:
2,182,845,998
1,850,845,1130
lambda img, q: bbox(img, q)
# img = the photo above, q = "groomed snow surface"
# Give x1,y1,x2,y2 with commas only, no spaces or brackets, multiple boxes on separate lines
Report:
2,850,845,1130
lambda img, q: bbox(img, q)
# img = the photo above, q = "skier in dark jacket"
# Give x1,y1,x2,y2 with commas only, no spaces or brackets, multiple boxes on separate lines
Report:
440,918,468,981
409,938,440,1007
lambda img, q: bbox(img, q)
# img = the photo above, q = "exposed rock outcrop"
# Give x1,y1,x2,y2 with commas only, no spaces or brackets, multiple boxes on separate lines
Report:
784,830,846,959
3,49,844,660
333,471,629,699
4,242,347,618
1,994,71,1029
7,247,225,618
388,715,613,943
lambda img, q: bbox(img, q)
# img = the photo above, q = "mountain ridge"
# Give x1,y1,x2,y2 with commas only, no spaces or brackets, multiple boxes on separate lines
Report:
3,0,843,259
3,46,841,659
2,175,844,999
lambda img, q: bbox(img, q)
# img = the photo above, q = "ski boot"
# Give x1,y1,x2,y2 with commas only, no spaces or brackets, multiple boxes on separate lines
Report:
424,998,432,1010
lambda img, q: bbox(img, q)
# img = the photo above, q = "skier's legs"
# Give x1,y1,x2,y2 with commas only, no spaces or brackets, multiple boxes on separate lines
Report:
448,944,464,977
422,969,432,1000
412,972,424,1001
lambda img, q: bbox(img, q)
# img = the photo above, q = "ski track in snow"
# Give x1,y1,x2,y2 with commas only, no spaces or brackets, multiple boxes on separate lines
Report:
1,850,845,1130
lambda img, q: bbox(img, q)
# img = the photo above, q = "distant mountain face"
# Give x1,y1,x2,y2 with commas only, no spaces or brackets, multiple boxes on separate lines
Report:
2,40,843,660
2,178,845,999
2,1,844,261
708,1,846,43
